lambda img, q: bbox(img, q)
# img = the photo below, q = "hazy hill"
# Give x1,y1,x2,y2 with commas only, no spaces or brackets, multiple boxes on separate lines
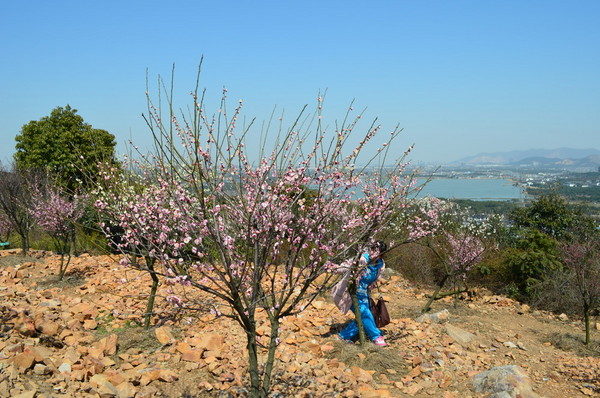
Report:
453,148,600,168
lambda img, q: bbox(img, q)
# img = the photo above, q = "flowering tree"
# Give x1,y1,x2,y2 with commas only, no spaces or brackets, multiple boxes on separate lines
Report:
0,211,12,242
94,173,191,329
0,165,36,254
560,241,600,345
94,65,420,397
407,198,489,312
30,184,83,280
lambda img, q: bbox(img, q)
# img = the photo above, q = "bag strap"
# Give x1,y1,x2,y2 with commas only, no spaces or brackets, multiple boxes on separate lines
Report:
373,282,384,300
372,259,385,300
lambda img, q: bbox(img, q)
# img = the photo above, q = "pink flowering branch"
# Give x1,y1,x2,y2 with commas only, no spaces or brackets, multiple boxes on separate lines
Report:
446,232,485,277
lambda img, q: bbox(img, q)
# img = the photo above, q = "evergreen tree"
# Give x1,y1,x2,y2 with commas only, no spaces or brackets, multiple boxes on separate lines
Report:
14,105,117,192
509,193,594,241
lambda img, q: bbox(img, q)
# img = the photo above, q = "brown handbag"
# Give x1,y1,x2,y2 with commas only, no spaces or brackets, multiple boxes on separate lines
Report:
369,296,391,328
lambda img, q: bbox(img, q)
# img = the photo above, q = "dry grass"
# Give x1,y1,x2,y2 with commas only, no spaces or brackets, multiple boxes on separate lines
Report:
548,332,600,357
115,327,164,354
326,340,407,379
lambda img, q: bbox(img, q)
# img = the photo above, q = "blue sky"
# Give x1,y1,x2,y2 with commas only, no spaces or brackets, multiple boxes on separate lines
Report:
1,1,599,166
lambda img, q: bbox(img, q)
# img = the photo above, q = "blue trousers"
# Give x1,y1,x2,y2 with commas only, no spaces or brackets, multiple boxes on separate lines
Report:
338,296,382,341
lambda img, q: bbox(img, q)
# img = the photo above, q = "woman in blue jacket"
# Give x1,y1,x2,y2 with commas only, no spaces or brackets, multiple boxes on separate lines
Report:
334,240,387,346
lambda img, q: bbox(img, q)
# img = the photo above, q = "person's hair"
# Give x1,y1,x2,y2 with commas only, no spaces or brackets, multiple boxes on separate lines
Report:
371,240,387,253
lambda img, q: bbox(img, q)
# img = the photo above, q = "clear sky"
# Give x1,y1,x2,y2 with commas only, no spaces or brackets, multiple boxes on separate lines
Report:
1,1,599,166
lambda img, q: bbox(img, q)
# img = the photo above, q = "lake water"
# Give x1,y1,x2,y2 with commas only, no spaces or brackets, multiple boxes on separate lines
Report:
415,178,526,201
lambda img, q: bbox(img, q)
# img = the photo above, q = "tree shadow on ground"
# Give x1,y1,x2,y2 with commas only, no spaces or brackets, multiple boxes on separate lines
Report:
0,254,44,268
319,322,351,338
35,270,87,289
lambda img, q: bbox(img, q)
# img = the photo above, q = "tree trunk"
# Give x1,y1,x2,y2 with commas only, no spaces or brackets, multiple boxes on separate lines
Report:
261,318,280,395
144,256,158,329
58,253,72,281
352,293,367,345
58,253,66,281
20,233,29,255
427,288,468,300
422,273,450,313
452,279,459,308
584,302,590,346
348,279,367,344
69,227,76,257
245,321,263,398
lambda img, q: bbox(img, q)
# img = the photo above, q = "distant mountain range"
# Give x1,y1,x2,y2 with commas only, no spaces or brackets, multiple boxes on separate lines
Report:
452,148,600,169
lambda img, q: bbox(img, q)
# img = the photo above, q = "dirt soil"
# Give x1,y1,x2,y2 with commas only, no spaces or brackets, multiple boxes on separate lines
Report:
0,249,598,398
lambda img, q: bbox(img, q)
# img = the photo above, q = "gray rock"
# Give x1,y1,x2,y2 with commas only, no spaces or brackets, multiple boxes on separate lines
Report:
445,324,476,346
472,365,544,398
39,299,61,308
33,363,52,375
417,309,450,323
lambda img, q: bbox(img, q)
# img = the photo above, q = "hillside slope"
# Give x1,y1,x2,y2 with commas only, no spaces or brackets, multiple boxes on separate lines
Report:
0,250,598,397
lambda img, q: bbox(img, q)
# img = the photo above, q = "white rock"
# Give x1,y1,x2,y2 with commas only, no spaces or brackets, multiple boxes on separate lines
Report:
558,313,569,321
58,362,72,373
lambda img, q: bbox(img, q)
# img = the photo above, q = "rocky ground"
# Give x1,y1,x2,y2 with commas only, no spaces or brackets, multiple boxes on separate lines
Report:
0,249,599,398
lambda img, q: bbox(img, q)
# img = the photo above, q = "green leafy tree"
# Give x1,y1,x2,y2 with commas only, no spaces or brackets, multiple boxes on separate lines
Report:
506,193,598,300
505,229,562,298
509,193,592,241
14,105,117,192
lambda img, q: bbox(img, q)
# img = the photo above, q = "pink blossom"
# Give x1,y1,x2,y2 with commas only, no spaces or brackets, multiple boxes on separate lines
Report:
446,232,485,278
30,187,83,240
166,295,184,307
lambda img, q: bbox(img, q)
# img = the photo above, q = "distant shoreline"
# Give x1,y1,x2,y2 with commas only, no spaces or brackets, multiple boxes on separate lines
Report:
415,177,526,202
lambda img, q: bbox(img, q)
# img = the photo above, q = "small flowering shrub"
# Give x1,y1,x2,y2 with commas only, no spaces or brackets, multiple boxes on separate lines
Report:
93,169,173,328
30,184,83,280
445,230,486,280
395,198,491,312
559,240,600,345
94,67,421,397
